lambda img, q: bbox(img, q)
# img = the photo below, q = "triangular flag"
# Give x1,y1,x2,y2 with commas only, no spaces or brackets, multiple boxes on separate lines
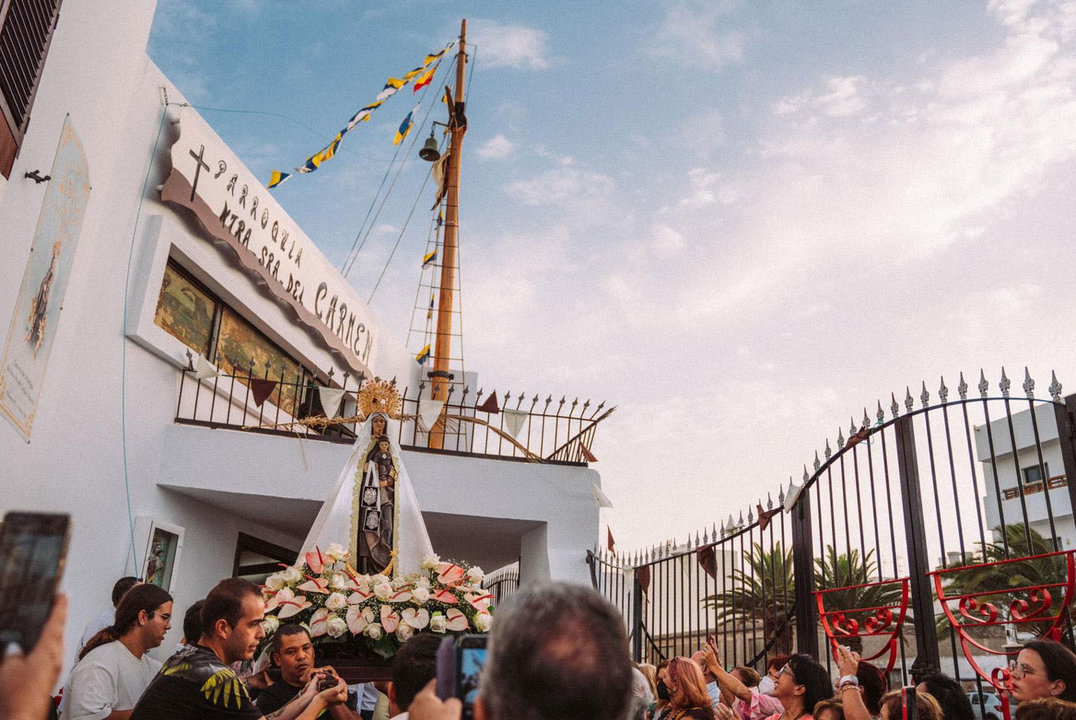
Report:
503,409,527,438
317,386,346,418
476,391,499,414
393,105,418,146
431,151,451,210
417,397,445,430
193,353,218,380
422,249,438,266
636,565,651,594
414,62,437,93
592,482,613,509
783,482,805,512
606,527,616,555
580,443,598,463
250,378,278,407
696,544,718,579
267,169,291,189
416,344,431,365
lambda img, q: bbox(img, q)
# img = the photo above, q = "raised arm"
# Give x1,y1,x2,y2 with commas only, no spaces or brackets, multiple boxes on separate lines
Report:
700,636,752,703
835,645,871,720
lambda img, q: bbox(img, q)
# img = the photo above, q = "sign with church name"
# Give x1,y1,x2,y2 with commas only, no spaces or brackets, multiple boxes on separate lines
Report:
160,113,375,373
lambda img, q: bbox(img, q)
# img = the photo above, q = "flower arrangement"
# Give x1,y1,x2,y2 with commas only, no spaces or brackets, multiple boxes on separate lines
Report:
261,544,493,659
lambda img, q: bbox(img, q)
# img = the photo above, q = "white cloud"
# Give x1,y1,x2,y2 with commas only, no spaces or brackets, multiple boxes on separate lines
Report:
476,134,514,160
505,167,614,206
468,19,551,70
653,2,746,72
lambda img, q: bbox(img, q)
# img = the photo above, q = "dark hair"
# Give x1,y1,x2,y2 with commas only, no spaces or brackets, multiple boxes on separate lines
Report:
80,584,172,660
1015,697,1076,720
856,660,887,715
768,654,791,672
482,582,633,720
1026,641,1076,702
111,577,140,607
787,654,833,713
201,577,262,638
269,623,311,664
392,633,441,711
182,600,205,644
918,672,973,720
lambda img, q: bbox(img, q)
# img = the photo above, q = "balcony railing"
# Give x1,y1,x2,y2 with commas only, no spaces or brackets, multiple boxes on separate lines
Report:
173,364,612,465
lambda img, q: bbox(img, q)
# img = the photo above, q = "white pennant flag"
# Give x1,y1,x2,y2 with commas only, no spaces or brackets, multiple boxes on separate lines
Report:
317,386,345,418
193,353,218,380
418,397,445,430
503,409,527,438
592,482,613,509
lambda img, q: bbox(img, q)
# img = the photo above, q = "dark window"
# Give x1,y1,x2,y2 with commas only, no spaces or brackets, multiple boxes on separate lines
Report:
0,0,63,178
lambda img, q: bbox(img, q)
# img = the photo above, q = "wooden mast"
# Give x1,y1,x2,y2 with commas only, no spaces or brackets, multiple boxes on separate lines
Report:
429,19,466,449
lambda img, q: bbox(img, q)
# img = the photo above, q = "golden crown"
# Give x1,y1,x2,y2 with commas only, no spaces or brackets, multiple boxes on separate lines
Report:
356,377,402,419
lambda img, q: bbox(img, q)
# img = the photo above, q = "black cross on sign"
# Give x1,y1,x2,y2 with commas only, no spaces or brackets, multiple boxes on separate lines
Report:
188,144,210,202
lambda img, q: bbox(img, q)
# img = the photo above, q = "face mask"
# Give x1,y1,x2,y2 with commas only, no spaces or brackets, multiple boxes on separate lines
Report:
656,679,670,700
758,675,776,696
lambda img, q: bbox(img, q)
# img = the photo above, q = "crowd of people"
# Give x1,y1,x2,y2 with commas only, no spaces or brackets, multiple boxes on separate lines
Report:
4,578,1076,720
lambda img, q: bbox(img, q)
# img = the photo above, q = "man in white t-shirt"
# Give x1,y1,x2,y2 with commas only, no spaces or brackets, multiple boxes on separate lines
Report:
76,577,140,658
61,584,172,720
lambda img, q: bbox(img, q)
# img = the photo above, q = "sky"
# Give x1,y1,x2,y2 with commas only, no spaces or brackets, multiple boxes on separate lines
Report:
148,0,1076,555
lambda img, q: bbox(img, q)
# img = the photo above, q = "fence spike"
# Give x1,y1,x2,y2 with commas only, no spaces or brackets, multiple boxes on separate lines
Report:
1050,371,1063,401
767,492,774,509
596,401,606,411
703,527,709,544
571,397,579,408
475,387,484,400
862,408,870,430
836,427,845,449
544,395,553,408
695,530,701,547
531,395,540,408
738,510,745,524
1000,367,1011,397
1023,367,1035,399
824,439,833,460
779,484,786,504
504,391,512,402
905,386,914,413
813,452,821,472
727,514,735,532
978,369,989,397
958,372,968,400
939,375,948,403
920,381,930,408
876,400,885,424
747,506,754,523
890,393,900,419
849,417,857,435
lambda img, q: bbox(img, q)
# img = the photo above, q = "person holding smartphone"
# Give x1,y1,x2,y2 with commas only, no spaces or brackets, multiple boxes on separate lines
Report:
0,594,67,720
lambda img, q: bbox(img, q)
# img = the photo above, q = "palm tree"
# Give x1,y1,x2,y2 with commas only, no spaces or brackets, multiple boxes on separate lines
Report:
701,542,796,656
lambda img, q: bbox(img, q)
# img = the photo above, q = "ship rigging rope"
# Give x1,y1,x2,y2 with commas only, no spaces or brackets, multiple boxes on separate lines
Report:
340,53,459,280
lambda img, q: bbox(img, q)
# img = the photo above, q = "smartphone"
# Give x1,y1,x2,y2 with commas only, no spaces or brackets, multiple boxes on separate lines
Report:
0,512,70,653
901,685,918,720
436,634,488,720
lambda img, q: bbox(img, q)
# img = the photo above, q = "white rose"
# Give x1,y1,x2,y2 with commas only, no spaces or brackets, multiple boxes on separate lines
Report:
374,582,394,601
411,586,430,605
474,612,492,632
365,622,383,640
396,623,414,641
262,615,280,635
281,566,302,584
421,553,441,571
466,567,485,584
325,592,348,611
372,574,390,586
430,614,447,633
326,615,348,638
326,543,347,561
330,574,347,591
264,573,286,592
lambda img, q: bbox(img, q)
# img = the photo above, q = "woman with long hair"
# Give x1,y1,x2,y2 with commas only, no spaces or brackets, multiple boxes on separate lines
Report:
663,656,715,720
766,654,833,720
62,584,173,720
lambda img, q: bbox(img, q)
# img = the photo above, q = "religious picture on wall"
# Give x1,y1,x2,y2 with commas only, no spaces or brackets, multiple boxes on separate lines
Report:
143,526,180,591
0,116,92,440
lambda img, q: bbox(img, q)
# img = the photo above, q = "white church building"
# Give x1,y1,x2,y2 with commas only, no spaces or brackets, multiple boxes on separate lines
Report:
0,0,607,676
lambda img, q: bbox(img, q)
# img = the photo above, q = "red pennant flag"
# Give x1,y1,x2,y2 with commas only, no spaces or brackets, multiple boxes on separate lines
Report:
580,443,597,463
696,544,717,579
476,391,500,414
607,528,616,556
636,565,651,594
250,378,278,407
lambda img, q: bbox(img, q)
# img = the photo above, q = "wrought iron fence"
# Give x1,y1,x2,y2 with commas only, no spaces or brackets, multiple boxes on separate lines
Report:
482,562,521,605
173,356,612,464
590,368,1076,716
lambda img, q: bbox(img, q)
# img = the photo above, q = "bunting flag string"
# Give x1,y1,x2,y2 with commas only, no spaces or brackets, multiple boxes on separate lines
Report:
268,41,453,188
417,397,445,430
476,391,499,414
426,294,435,320
193,353,218,380
503,409,528,438
317,386,346,418
422,249,438,267
250,378,278,407
416,344,431,365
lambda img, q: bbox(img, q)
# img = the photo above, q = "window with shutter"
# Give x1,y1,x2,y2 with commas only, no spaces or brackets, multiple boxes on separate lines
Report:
0,0,63,178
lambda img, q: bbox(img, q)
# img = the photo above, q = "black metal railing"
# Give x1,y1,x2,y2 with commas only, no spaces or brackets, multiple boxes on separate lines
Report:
173,361,612,464
590,368,1076,699
482,562,520,605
